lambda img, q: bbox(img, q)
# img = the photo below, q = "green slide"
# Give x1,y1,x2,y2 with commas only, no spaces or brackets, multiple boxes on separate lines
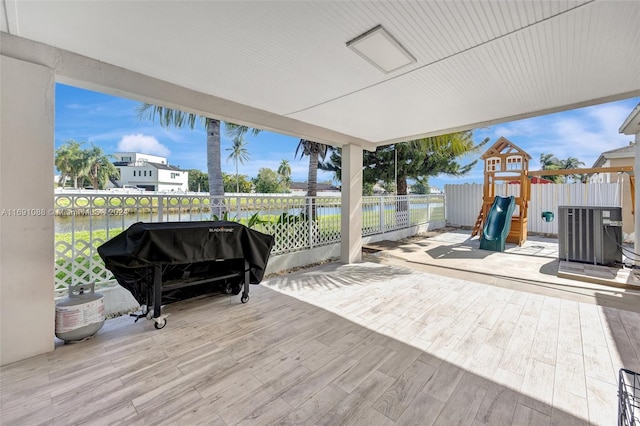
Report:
479,196,516,252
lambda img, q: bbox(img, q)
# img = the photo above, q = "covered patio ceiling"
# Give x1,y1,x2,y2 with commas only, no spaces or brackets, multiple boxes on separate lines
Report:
2,0,639,148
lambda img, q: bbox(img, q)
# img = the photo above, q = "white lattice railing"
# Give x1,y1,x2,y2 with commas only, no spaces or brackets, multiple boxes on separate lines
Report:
361,195,445,236
54,192,444,295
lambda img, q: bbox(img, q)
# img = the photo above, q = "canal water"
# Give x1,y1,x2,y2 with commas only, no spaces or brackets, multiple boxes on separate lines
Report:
55,202,442,234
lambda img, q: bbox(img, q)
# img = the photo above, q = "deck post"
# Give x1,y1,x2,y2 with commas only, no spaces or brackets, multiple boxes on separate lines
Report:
619,104,640,266
1,56,55,365
340,144,363,264
634,132,640,265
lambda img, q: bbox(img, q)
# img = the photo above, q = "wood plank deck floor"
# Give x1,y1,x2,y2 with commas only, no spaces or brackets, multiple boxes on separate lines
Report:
2,262,639,425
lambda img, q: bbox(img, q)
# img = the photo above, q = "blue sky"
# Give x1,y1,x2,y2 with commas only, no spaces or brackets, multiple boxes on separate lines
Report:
55,83,640,190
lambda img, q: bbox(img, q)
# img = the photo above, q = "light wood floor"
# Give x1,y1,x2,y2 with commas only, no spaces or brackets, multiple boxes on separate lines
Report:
2,262,639,425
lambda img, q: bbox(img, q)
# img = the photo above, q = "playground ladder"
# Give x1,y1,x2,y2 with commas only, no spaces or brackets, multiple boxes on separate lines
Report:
471,207,484,237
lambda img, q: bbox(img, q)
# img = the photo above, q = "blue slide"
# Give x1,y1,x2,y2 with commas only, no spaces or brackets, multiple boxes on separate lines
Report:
479,196,516,252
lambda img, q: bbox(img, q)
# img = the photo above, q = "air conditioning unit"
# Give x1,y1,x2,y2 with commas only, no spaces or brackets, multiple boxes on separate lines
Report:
558,206,622,266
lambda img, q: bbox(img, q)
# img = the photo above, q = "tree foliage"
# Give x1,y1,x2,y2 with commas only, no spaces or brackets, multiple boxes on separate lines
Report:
322,131,486,195
363,182,374,196
253,168,286,193
84,144,119,189
411,181,430,194
223,172,252,193
561,157,586,183
188,169,209,192
539,153,562,183
55,140,118,189
55,140,88,188
539,153,586,183
225,123,262,140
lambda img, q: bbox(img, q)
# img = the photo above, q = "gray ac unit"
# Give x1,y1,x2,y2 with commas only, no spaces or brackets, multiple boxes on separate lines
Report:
558,206,622,266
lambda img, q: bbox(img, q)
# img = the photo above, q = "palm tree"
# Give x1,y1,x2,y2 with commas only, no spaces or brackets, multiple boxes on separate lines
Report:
539,153,559,168
225,123,261,140
277,159,292,187
84,144,119,189
138,104,226,201
295,140,330,197
561,156,585,183
540,153,562,183
55,142,77,187
409,132,486,193
226,137,250,193
55,140,89,188
539,153,585,183
539,153,562,183
138,104,261,200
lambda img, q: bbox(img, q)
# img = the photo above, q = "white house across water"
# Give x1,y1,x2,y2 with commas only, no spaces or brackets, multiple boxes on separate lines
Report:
111,152,188,192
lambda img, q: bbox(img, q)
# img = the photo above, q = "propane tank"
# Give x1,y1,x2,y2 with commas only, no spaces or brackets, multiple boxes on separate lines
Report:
55,283,105,342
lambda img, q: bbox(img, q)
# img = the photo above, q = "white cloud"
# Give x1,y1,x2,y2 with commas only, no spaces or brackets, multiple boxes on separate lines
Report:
117,134,170,157
529,107,633,168
490,118,540,139
487,102,635,172
586,103,631,133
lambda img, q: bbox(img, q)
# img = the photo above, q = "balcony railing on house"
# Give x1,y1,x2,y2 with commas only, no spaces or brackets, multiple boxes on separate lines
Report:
53,192,444,296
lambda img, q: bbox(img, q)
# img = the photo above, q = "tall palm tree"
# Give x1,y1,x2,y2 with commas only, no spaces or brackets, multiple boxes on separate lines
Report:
295,140,330,197
226,137,250,193
138,104,262,199
138,104,226,198
277,159,292,187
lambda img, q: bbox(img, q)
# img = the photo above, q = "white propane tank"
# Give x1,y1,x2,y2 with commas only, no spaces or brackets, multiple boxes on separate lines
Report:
55,283,105,342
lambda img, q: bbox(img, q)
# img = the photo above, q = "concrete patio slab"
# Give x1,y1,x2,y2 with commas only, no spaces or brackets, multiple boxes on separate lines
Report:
365,229,640,291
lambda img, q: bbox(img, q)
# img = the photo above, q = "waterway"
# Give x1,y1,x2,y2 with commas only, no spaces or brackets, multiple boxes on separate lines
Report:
54,202,443,234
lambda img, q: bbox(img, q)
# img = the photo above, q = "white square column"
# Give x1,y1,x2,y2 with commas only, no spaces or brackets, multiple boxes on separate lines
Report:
340,144,363,264
620,104,640,266
1,56,55,365
634,132,640,264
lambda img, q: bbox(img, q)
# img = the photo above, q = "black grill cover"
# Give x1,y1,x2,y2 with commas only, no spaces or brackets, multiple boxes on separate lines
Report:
98,221,274,303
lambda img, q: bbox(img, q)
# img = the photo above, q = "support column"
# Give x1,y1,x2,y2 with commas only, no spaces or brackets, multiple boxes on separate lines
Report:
634,132,640,265
1,56,55,365
340,144,363,264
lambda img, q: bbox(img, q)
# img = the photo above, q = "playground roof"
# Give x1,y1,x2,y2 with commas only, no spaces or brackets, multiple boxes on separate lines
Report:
480,137,532,160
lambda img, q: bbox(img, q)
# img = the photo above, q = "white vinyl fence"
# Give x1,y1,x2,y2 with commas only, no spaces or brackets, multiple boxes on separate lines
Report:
445,182,622,235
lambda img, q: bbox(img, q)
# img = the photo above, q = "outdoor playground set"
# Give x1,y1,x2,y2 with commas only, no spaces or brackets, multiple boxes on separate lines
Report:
472,137,634,252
